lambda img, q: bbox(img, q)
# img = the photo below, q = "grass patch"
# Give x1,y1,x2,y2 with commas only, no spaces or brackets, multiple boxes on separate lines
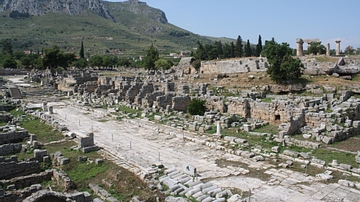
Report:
331,137,360,152
67,162,110,183
311,149,357,168
20,117,64,143
252,124,278,134
261,97,273,103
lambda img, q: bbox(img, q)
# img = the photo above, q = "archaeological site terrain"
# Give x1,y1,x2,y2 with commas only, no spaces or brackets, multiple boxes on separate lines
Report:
1,54,360,202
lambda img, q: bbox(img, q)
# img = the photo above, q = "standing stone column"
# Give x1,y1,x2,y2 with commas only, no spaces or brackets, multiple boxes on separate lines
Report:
326,43,331,56
296,38,304,56
216,121,221,136
335,40,341,55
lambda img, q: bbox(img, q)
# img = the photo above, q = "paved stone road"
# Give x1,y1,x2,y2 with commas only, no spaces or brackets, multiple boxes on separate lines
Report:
50,101,360,202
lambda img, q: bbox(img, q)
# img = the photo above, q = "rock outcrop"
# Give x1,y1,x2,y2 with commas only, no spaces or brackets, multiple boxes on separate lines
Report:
2,0,114,20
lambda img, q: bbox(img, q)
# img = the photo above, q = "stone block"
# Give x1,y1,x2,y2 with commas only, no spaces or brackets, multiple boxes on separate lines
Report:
338,180,355,187
59,157,70,165
271,146,280,153
283,150,299,158
95,159,104,165
34,149,48,159
43,156,50,163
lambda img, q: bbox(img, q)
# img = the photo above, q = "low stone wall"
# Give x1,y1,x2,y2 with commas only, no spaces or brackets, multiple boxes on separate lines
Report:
52,169,76,191
0,130,29,145
0,143,22,156
0,170,52,189
0,161,41,180
200,57,268,75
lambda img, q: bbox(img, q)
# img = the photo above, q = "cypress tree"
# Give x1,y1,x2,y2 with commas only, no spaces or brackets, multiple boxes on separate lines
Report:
245,40,252,57
234,35,243,57
256,35,263,56
80,41,85,58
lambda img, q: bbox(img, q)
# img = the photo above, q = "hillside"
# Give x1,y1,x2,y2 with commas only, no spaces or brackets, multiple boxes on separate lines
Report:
0,0,218,57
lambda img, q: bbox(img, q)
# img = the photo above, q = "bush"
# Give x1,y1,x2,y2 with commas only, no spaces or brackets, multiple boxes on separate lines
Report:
187,98,206,115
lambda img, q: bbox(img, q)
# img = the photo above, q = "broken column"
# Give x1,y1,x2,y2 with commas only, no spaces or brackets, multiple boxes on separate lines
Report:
336,40,341,55
42,102,48,112
216,121,221,136
296,38,304,56
326,43,331,56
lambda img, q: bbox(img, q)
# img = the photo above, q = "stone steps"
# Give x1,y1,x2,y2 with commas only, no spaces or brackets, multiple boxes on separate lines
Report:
98,149,143,176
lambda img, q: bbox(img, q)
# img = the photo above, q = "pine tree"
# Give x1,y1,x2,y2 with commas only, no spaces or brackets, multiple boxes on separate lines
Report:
80,41,85,59
256,35,262,56
234,35,243,57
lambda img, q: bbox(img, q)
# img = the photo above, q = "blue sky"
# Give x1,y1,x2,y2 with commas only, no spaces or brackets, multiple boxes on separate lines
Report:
107,0,360,50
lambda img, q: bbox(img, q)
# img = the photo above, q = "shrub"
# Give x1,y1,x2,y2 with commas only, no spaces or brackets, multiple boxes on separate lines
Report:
187,98,206,115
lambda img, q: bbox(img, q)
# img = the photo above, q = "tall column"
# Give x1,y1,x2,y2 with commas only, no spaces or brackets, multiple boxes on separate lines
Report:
335,40,341,56
296,38,304,56
326,43,330,56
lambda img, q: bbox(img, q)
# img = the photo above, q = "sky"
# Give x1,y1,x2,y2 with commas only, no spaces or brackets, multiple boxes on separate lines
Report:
107,0,360,50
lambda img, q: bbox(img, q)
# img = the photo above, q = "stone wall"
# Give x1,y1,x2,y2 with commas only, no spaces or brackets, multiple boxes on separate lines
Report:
0,160,40,180
0,143,22,156
200,57,268,75
0,129,29,145
52,169,76,191
172,96,190,112
0,170,53,189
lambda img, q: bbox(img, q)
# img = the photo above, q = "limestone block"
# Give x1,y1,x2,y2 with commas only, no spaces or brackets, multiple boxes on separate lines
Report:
227,194,242,202
356,155,360,163
59,157,70,165
34,149,48,159
311,158,326,166
338,180,355,187
271,146,280,153
339,164,352,170
241,151,255,158
254,155,265,161
283,150,299,158
95,159,104,165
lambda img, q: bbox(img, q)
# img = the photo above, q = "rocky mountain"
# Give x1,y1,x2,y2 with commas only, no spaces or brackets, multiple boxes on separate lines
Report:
0,0,217,55
1,0,114,20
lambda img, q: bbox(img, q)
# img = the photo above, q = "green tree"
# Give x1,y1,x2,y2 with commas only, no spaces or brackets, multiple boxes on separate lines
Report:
195,41,206,60
187,98,206,116
102,55,117,69
13,51,26,60
262,39,303,83
244,40,252,57
79,41,85,58
42,46,75,73
214,41,223,59
256,35,262,56
89,55,103,69
155,58,173,70
20,54,40,69
307,42,326,55
1,54,17,68
344,46,355,55
73,58,88,69
223,43,232,58
234,35,243,57
356,48,360,55
117,58,132,67
143,44,159,70
1,39,13,56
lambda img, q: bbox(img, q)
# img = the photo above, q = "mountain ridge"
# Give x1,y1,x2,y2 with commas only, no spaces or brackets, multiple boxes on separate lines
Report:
0,0,231,56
